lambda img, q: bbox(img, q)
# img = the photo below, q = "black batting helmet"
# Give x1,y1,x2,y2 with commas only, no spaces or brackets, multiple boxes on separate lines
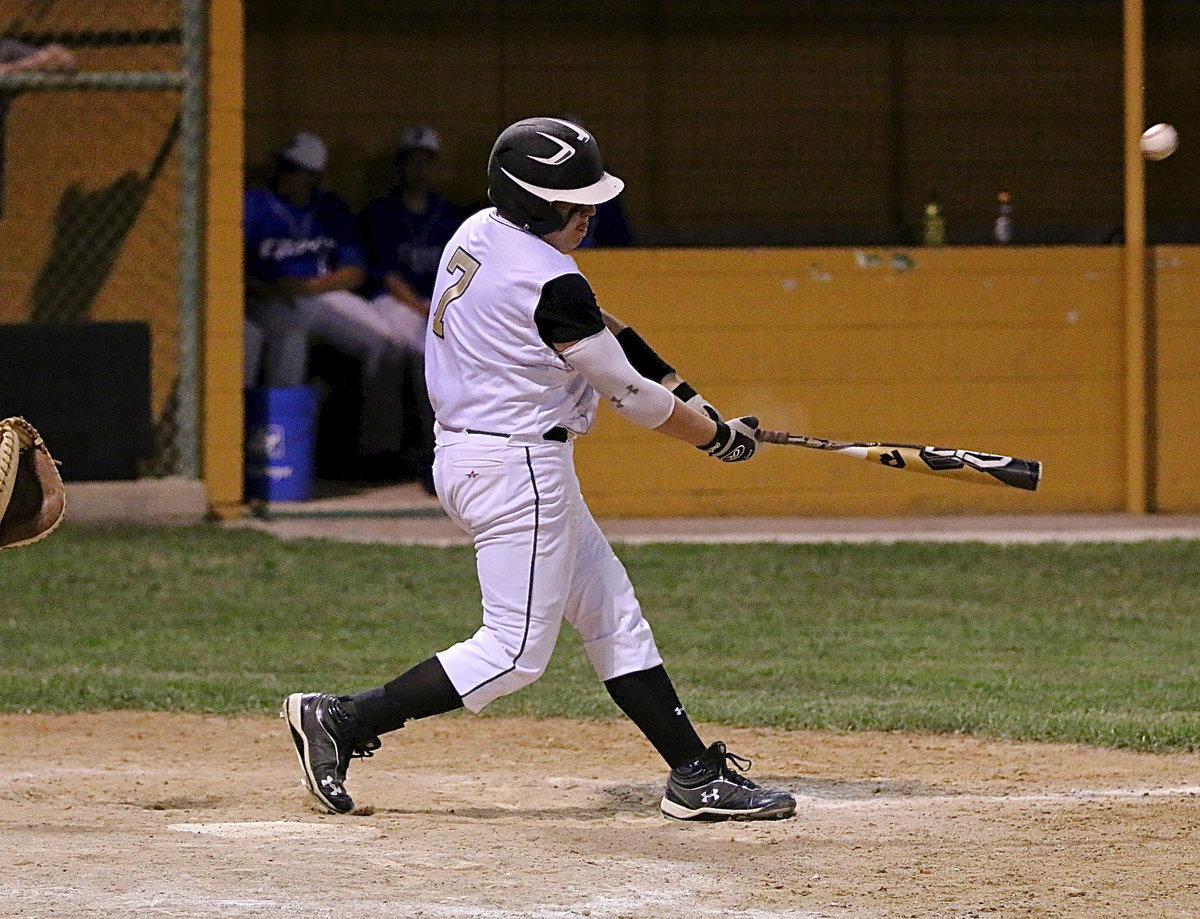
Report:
487,117,624,236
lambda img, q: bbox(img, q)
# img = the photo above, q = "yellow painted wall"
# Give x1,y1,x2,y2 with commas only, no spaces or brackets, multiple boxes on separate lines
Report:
203,0,246,516
1151,247,1200,513
192,224,1192,516
572,246,1133,517
0,1,182,430
0,85,181,420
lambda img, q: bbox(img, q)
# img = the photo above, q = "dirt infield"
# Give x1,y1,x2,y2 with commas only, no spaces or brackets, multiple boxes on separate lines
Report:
3,712,1197,919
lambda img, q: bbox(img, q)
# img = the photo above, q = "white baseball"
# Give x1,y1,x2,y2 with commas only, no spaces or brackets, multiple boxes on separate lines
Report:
1141,123,1179,161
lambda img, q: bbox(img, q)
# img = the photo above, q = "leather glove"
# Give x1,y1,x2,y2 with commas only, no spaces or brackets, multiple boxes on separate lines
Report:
699,415,758,463
0,416,66,549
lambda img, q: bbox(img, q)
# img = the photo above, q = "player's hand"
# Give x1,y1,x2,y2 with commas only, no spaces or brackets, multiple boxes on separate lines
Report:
672,381,722,422
701,415,758,462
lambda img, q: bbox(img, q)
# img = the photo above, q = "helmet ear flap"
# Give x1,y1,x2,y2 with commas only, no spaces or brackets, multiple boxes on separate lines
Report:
487,164,566,236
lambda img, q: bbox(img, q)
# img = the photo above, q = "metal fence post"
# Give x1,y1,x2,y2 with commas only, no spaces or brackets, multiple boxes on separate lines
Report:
177,0,205,479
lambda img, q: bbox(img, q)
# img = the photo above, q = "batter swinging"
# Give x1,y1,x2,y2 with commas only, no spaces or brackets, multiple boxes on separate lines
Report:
285,117,796,822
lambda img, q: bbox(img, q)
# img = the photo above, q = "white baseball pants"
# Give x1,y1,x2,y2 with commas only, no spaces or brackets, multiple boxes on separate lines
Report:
432,427,663,712
245,289,410,386
370,293,428,354
244,290,413,454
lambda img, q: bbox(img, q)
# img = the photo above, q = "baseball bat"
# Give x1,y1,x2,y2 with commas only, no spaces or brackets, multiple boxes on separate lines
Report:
754,429,1041,491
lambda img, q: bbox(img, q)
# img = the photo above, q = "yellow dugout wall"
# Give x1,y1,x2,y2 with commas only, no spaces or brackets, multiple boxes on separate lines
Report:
568,246,1197,517
1152,246,1200,513
201,235,1198,517
203,0,246,516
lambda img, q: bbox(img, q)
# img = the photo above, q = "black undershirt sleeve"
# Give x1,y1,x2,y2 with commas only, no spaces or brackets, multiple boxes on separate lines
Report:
534,273,605,348
614,326,676,382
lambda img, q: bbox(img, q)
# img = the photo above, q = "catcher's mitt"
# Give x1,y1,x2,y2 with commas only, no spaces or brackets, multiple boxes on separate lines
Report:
0,416,66,549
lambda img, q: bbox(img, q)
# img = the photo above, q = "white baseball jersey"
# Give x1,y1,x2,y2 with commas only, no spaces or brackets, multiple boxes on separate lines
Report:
423,207,662,711
425,208,602,437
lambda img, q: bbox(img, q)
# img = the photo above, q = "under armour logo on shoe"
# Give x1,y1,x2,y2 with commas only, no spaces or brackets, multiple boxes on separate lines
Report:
320,775,344,795
701,789,721,804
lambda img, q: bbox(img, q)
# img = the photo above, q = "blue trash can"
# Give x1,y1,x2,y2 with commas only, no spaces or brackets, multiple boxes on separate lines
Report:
244,386,319,502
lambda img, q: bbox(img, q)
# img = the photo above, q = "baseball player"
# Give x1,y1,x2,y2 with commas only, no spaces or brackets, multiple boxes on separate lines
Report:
244,131,411,460
285,117,796,822
361,125,464,353
360,125,465,489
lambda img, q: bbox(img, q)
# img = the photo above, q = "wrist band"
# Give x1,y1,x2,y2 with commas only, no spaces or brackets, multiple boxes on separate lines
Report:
698,420,729,452
671,380,698,402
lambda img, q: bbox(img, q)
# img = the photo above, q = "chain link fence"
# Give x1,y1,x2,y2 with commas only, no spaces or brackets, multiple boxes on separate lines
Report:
0,0,202,478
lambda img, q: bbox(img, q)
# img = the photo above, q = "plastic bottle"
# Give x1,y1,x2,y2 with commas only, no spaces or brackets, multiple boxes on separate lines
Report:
922,192,946,246
994,191,1014,244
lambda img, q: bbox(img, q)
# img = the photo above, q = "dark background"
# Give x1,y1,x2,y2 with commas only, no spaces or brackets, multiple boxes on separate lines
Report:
244,0,1199,247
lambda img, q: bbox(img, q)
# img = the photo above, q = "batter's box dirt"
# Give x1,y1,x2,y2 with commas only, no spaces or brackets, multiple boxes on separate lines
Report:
2,711,1198,919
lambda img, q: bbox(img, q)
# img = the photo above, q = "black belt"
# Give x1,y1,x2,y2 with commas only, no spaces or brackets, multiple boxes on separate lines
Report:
465,426,569,442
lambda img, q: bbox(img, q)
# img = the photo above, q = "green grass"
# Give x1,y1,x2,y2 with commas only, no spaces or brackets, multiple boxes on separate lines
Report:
3,525,1199,750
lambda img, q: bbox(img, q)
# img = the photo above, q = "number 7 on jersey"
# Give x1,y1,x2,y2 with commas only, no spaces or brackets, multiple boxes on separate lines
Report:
432,247,481,338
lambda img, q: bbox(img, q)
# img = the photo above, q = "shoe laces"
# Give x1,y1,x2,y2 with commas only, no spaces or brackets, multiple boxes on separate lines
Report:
325,696,381,759
717,748,760,789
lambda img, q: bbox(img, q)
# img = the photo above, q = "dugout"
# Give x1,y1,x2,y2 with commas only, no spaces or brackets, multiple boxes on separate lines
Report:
232,0,1198,516
0,1,1196,517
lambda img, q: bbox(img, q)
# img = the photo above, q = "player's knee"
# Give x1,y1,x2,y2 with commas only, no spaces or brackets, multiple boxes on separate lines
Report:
507,658,550,691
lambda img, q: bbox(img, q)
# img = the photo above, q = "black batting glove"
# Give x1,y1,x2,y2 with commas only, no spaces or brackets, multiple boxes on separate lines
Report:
672,380,722,422
700,415,759,462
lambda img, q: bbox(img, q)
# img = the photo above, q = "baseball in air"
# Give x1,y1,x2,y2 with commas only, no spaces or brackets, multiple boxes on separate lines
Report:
1141,123,1179,161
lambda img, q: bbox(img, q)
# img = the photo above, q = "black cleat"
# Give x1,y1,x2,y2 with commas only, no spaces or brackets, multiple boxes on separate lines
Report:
661,741,796,821
283,692,378,814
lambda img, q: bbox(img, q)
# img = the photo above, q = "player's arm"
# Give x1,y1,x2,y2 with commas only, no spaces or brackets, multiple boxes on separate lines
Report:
362,197,431,316
0,42,76,74
278,265,366,296
285,194,366,295
384,272,431,317
557,331,757,461
538,276,755,461
599,308,720,421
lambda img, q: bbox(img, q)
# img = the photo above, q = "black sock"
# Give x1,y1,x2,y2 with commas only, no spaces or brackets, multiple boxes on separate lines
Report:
604,664,706,769
349,656,463,736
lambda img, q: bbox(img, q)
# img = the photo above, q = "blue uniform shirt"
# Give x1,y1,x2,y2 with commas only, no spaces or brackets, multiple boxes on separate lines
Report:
360,190,463,299
244,186,366,284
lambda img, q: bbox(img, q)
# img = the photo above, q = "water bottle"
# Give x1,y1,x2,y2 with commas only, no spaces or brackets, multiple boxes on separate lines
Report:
922,192,946,246
994,191,1014,244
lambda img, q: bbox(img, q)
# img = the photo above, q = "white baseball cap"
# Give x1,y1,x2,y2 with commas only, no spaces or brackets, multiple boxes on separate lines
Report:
277,131,328,171
396,125,441,156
